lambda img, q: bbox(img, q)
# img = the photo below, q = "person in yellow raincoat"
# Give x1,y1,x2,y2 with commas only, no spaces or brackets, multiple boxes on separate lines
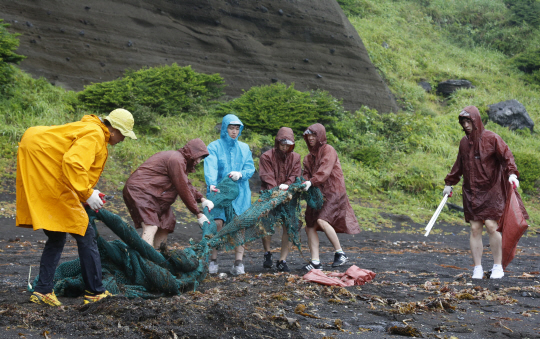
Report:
16,109,137,306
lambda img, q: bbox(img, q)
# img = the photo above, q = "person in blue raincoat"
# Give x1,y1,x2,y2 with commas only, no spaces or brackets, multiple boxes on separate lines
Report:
204,114,255,275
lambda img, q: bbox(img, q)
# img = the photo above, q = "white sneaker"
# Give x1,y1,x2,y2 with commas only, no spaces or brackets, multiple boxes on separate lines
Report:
490,265,504,279
209,261,218,274
472,265,484,279
230,263,245,276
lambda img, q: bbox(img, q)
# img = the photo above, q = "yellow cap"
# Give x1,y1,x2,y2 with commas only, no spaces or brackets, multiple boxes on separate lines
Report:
104,108,137,139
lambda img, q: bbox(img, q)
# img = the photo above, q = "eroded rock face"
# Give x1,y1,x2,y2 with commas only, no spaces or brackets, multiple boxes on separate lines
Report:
488,100,534,132
0,0,398,113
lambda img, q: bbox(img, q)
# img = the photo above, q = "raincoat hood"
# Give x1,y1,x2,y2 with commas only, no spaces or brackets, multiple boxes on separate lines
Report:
275,127,295,155
85,114,111,142
220,114,244,147
459,106,484,150
304,123,327,154
180,138,209,173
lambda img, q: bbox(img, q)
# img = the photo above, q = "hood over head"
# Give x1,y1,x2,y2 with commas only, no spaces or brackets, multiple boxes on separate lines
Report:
303,123,327,154
459,106,484,149
275,127,295,153
220,114,244,147
180,138,209,173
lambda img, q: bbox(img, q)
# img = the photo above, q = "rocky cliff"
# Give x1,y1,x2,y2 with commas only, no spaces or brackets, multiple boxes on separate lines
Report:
0,0,398,113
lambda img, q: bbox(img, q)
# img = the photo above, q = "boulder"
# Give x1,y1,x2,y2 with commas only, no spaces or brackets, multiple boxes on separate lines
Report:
418,81,432,92
487,100,534,132
436,80,474,96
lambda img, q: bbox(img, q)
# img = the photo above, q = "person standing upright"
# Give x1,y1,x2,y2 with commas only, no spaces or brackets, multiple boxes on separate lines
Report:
204,114,255,275
443,105,528,279
259,127,302,272
301,123,360,271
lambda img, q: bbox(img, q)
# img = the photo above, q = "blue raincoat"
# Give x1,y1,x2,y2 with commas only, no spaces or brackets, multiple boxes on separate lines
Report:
204,114,255,221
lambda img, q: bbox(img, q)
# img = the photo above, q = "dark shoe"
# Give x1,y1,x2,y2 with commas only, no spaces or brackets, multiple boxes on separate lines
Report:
263,252,273,268
332,252,349,267
302,261,322,272
276,260,290,272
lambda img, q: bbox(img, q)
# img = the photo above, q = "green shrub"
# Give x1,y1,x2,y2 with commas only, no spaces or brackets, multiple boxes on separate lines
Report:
513,151,540,193
391,166,437,194
332,106,434,154
412,0,540,55
505,0,540,28
351,146,383,168
511,47,540,84
214,83,344,135
336,0,380,17
0,20,25,94
77,64,225,119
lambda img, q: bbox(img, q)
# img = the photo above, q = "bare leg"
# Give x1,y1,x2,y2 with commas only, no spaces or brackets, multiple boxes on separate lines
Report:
235,245,244,261
469,220,484,266
262,236,272,252
154,228,169,249
210,219,224,261
141,223,158,247
317,219,342,251
280,227,291,261
485,219,502,265
306,226,320,261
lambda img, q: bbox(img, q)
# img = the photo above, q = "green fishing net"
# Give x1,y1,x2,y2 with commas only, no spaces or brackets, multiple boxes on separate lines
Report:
30,177,323,299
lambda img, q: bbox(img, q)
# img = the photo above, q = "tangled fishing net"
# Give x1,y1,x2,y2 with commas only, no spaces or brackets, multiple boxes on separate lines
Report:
29,177,323,299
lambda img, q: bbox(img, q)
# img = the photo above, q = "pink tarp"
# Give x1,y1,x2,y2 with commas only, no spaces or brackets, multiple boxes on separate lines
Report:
303,265,376,287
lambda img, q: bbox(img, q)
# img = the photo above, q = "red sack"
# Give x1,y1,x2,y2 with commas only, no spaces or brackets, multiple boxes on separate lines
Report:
497,186,529,269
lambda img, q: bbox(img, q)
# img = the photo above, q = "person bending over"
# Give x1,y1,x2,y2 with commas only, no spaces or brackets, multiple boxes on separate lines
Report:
17,109,136,306
123,138,212,249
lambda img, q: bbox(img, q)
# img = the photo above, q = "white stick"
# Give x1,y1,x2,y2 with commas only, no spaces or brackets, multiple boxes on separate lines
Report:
28,266,32,290
424,194,449,237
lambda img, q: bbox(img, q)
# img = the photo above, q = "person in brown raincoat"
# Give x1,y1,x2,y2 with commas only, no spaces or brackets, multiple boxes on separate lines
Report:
443,106,528,279
259,127,302,272
123,138,212,249
301,123,360,271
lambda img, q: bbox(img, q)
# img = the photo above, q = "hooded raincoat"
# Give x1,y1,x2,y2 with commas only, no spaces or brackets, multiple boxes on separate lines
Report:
123,138,209,232
259,127,302,191
444,106,529,222
303,123,360,234
204,114,255,221
16,115,110,236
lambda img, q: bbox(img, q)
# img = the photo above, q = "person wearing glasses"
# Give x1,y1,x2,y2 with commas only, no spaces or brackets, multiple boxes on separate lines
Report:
258,127,302,272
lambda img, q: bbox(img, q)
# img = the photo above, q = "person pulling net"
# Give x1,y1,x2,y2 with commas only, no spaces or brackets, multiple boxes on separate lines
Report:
29,177,323,299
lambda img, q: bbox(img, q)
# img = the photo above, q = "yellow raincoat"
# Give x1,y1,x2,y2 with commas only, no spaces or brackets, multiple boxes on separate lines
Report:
16,115,110,236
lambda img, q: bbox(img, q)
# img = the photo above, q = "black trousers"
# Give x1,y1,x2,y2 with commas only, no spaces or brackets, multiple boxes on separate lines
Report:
34,223,105,295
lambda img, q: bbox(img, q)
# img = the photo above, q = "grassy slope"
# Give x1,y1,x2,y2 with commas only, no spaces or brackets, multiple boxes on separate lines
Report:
1,0,538,233
341,0,540,232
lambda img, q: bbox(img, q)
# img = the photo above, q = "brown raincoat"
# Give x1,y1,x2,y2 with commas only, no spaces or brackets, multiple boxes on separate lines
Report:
303,123,360,234
444,106,529,222
259,127,302,190
123,138,209,232
16,115,110,236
